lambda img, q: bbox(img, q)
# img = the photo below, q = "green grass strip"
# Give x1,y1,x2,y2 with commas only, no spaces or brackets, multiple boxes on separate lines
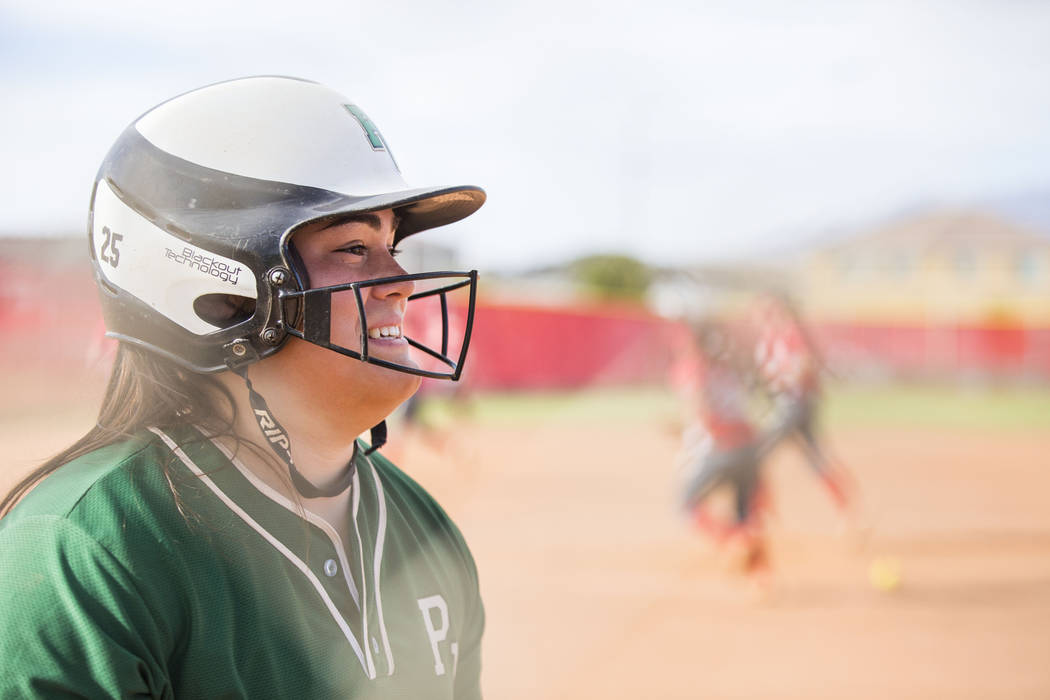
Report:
417,383,1050,432
414,387,680,428
823,383,1050,431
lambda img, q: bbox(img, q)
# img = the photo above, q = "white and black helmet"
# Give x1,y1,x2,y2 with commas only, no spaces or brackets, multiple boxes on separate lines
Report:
89,75,484,377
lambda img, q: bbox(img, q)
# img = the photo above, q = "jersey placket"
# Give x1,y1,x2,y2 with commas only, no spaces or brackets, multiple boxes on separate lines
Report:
303,467,385,679
215,437,387,677
216,437,392,678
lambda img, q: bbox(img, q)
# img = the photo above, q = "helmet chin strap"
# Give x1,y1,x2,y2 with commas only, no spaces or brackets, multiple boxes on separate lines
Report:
364,421,387,455
226,363,385,499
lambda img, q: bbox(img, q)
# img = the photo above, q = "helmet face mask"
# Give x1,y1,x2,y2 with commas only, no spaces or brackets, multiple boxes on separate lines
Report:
281,269,478,380
89,76,484,378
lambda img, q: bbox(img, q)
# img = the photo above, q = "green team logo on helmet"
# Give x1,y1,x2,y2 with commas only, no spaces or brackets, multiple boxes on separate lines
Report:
344,104,388,151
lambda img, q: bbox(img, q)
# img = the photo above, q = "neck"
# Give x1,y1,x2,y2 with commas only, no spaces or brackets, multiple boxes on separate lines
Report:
215,370,372,499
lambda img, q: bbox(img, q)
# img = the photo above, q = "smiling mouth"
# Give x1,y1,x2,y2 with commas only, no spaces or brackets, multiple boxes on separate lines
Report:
367,325,403,340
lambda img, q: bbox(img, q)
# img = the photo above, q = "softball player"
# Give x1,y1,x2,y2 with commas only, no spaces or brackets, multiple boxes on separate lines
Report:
0,77,486,697
752,295,851,511
677,320,775,576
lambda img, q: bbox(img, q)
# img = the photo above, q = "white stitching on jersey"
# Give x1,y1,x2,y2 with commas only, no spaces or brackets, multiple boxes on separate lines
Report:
361,453,395,675
349,467,376,678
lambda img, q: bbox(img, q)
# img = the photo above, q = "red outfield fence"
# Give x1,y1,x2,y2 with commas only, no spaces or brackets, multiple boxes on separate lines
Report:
464,312,1050,388
2,256,1049,387
462,303,685,390
813,323,1050,381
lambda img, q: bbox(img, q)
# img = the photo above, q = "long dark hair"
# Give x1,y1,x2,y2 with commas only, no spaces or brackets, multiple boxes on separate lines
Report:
0,343,242,518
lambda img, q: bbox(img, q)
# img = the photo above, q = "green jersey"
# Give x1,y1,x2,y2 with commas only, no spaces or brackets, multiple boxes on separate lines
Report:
0,424,484,698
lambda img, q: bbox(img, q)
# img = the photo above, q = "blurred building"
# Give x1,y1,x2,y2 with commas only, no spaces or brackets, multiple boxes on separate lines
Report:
791,210,1050,381
798,210,1050,326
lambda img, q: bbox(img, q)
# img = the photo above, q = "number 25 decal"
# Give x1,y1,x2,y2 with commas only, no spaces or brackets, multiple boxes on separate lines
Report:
100,226,123,268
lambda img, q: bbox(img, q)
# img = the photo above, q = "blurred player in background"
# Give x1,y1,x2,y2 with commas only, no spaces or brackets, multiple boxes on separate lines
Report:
674,318,776,581
390,378,474,466
672,288,861,586
750,293,853,513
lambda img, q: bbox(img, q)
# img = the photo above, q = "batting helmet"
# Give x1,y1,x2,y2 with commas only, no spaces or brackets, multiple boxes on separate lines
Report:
89,75,484,378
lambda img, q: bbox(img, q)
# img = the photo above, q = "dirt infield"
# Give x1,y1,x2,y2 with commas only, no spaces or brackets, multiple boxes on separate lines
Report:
399,419,1050,699
3,391,1048,698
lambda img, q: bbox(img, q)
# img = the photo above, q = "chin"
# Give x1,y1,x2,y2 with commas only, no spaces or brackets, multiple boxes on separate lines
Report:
357,360,422,403
393,367,423,398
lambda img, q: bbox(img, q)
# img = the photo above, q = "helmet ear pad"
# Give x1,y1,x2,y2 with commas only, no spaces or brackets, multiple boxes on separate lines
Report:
193,294,256,327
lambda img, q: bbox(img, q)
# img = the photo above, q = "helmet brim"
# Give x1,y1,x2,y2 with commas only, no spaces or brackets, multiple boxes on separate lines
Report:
303,185,486,244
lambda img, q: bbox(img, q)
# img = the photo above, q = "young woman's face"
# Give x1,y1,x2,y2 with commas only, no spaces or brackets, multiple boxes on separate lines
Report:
294,209,415,368
265,208,422,413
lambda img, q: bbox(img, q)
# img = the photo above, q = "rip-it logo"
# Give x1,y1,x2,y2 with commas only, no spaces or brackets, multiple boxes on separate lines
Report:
254,409,292,452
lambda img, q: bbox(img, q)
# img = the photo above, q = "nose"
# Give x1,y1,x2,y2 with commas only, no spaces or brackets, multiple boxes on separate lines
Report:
368,257,415,301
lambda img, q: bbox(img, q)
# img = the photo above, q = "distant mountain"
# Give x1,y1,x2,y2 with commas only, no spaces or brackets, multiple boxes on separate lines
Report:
983,190,1050,236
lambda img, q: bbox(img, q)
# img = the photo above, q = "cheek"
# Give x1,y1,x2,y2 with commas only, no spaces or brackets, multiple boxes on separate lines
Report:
328,291,365,349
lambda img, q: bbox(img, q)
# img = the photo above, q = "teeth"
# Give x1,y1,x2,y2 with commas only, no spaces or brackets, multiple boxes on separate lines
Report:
367,325,402,339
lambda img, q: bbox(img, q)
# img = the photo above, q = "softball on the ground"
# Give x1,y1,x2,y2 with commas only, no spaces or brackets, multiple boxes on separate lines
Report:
868,557,902,592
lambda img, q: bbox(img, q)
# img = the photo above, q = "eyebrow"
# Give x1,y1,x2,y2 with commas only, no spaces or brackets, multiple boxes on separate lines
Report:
322,213,383,231
320,212,403,239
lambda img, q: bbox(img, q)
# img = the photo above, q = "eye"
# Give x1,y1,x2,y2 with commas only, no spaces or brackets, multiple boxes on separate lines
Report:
333,242,401,259
336,243,368,256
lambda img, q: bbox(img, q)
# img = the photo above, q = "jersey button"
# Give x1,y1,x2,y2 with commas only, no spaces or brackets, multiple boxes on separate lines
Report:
323,559,338,577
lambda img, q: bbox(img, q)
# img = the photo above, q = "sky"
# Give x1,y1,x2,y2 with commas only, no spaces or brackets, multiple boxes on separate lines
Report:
2,0,1049,272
